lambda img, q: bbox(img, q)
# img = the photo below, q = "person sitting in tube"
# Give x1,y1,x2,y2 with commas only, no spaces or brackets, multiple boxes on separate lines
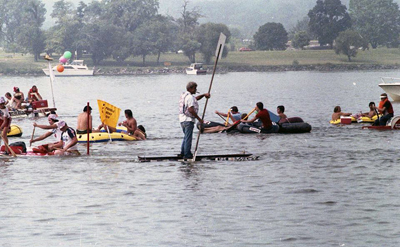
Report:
331,106,352,121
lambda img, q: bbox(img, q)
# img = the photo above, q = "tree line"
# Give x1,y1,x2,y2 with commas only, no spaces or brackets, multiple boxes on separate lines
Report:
0,0,231,65
252,0,400,61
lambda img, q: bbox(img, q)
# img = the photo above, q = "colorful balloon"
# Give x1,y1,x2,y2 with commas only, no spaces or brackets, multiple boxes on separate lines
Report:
59,56,67,64
63,51,72,59
57,64,64,73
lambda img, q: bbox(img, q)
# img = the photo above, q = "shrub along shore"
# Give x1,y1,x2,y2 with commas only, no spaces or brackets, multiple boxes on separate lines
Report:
0,48,399,76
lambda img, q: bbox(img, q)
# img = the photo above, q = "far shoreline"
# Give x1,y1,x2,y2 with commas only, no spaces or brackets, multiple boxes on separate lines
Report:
1,63,400,77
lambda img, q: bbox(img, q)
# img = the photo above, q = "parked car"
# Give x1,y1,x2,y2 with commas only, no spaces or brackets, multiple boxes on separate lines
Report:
239,47,253,52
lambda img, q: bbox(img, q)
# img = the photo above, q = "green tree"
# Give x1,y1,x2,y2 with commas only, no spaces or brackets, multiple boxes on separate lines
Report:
289,16,315,40
349,0,400,48
253,22,288,51
292,31,310,49
176,0,202,62
308,0,351,48
334,30,368,61
196,23,231,64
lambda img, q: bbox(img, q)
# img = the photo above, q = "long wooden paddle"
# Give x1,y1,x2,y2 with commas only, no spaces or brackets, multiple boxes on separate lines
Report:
224,109,231,126
226,108,256,132
1,134,16,157
193,33,226,161
30,126,36,147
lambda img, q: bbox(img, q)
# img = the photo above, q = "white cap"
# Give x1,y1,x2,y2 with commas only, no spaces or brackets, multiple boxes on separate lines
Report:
48,114,58,121
57,121,66,128
0,97,5,104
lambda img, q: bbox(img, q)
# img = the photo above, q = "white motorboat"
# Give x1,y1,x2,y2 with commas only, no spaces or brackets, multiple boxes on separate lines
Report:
185,63,207,75
378,77,400,101
42,60,94,76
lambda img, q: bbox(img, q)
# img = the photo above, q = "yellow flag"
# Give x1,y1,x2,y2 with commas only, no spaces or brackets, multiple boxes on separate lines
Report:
97,99,121,128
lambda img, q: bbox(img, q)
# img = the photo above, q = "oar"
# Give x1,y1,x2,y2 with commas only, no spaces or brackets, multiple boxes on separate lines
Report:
30,126,36,147
193,33,226,161
226,108,256,132
1,134,16,157
216,112,226,122
224,109,231,126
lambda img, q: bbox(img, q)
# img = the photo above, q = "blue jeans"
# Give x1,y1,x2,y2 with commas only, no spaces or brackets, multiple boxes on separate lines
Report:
374,113,393,126
180,121,194,158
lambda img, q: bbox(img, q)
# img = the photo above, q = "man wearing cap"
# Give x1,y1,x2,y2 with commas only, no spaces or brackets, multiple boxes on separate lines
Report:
77,105,94,134
179,81,210,159
0,97,12,154
54,121,79,156
31,114,62,152
374,93,394,126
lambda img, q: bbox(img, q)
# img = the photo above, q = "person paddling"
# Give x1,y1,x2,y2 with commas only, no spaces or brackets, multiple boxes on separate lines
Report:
179,81,210,159
240,102,279,133
54,121,80,156
374,93,394,126
31,114,62,153
215,106,241,123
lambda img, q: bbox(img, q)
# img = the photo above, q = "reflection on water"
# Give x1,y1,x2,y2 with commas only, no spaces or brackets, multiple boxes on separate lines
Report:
1,71,400,246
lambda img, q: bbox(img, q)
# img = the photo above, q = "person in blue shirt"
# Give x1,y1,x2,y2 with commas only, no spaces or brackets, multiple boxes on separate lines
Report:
215,106,241,123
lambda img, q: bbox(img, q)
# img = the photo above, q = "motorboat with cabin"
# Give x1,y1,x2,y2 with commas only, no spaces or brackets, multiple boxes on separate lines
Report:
185,63,207,75
42,60,94,76
378,77,400,101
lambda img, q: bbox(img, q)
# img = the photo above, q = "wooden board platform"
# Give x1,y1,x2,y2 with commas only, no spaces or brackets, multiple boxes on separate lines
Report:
138,153,259,162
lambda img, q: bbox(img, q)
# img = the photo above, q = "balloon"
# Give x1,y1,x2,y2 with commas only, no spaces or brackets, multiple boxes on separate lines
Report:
57,64,64,73
59,56,67,64
63,51,72,59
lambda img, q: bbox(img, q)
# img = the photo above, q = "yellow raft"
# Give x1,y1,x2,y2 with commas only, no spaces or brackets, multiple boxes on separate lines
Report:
8,124,23,137
330,115,379,124
77,127,136,143
330,116,357,125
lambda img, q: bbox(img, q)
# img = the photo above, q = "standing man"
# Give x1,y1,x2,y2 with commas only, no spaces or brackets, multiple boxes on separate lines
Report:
179,81,210,159
374,93,394,126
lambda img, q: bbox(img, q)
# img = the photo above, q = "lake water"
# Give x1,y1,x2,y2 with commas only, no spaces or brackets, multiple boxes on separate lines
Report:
1,70,400,246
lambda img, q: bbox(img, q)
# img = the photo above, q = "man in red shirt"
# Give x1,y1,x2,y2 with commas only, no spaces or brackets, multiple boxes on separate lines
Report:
240,102,279,133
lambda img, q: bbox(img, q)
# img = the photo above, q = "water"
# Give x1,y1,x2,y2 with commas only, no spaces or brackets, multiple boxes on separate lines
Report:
1,71,400,246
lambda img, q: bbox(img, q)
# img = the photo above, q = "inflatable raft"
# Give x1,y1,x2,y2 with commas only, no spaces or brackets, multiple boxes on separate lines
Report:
330,116,357,125
77,131,136,143
8,124,23,137
278,117,312,133
357,115,378,123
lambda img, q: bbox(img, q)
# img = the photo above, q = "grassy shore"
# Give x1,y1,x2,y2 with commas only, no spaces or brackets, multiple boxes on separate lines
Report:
1,48,400,75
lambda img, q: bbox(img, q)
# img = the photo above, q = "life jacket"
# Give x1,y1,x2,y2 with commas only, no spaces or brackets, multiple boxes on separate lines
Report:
179,91,198,118
378,98,394,115
29,89,40,101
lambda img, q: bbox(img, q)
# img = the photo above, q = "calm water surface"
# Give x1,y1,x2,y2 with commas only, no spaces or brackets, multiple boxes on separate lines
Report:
1,71,400,246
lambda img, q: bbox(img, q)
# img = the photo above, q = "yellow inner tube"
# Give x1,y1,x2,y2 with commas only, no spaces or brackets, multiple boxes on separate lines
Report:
7,124,23,137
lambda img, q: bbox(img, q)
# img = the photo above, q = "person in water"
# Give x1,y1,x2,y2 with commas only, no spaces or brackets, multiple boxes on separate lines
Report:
27,85,43,104
118,109,146,140
54,121,80,156
179,81,210,159
277,105,287,123
374,93,394,126
360,102,377,119
31,114,63,153
0,97,12,154
77,105,94,134
331,106,352,121
215,106,241,123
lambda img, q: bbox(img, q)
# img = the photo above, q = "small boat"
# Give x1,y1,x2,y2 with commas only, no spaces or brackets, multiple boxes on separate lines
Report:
378,77,400,101
77,127,137,143
42,60,94,76
185,63,207,75
362,115,400,130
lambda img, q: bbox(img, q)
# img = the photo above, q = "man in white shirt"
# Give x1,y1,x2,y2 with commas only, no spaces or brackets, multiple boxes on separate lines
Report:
178,81,210,159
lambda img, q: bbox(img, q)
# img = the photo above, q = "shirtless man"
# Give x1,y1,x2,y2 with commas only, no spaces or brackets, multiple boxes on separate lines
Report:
361,102,377,118
119,109,146,140
332,106,352,121
77,106,94,134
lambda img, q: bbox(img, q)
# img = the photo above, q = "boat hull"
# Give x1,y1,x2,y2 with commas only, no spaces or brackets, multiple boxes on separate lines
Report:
378,83,400,101
42,69,94,76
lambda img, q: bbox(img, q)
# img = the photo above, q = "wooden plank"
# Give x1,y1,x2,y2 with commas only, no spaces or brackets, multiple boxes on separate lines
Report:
138,153,259,162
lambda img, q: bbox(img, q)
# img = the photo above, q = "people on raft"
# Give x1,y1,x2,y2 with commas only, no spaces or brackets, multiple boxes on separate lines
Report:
4,92,17,110
240,102,279,133
118,109,146,140
179,81,210,159
277,105,287,123
13,87,25,109
360,102,377,119
27,85,42,104
374,93,394,126
215,106,241,124
31,114,63,153
331,106,352,121
77,105,94,134
53,121,80,156
0,97,12,154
